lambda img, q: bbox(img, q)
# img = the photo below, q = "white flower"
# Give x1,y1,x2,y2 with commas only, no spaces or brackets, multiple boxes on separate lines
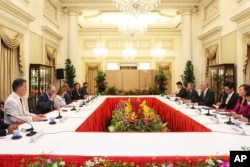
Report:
98,157,106,163
52,163,58,167
205,159,215,166
85,160,95,167
59,161,66,166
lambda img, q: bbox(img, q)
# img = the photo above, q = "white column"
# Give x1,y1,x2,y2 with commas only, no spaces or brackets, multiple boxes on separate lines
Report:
68,8,81,80
177,7,195,64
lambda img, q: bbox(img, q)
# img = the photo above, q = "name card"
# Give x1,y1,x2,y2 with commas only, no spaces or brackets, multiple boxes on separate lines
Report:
230,125,246,135
210,115,220,123
30,131,45,143
195,108,202,115
60,116,69,123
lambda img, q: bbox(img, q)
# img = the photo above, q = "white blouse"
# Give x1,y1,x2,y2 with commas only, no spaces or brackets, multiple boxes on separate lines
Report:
54,95,66,108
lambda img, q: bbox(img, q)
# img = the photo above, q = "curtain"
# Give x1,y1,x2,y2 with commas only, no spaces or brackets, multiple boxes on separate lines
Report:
243,33,250,74
45,45,57,82
205,44,218,77
86,63,99,94
0,26,24,75
0,26,23,100
0,41,19,100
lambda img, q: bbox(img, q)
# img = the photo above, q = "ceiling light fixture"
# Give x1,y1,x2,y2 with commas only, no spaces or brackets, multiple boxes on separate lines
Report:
113,0,161,16
117,14,148,40
93,20,108,59
122,42,137,60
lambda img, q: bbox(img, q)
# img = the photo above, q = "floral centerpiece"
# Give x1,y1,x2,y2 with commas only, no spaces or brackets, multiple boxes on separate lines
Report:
108,99,169,132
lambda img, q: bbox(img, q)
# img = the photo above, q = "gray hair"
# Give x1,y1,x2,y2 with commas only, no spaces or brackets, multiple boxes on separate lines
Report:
200,81,208,87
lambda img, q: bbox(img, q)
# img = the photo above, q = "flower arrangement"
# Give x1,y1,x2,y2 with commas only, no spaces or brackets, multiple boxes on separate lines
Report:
83,156,230,167
19,156,229,167
20,156,65,167
107,98,169,132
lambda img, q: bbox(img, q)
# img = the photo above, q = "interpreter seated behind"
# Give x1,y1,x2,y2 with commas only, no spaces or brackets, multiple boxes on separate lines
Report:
36,85,57,114
4,78,44,124
197,81,215,107
216,82,238,111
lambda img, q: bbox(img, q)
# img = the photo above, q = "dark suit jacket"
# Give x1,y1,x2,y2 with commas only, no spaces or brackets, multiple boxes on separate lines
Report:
186,89,199,102
176,87,187,98
36,92,54,114
0,121,9,137
198,89,215,107
80,87,88,97
71,90,83,100
219,92,238,110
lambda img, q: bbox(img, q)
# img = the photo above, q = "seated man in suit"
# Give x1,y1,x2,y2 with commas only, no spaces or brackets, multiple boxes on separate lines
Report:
4,78,44,124
80,82,89,99
197,80,215,107
184,82,199,103
0,121,18,137
36,85,58,114
217,81,238,110
175,81,187,98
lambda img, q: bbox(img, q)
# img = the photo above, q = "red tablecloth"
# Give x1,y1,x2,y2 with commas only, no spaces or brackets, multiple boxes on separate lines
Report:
75,97,211,132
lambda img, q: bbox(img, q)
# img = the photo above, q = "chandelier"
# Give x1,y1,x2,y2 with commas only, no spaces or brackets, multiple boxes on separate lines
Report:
93,20,108,59
122,43,137,60
117,14,148,40
113,0,161,16
93,41,108,59
151,42,166,60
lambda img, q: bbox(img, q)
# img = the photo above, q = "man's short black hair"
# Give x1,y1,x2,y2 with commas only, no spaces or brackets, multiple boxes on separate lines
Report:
224,81,234,89
83,82,88,85
12,78,26,92
176,81,182,85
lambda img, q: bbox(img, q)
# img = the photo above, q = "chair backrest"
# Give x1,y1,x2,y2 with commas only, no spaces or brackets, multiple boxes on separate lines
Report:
28,94,36,113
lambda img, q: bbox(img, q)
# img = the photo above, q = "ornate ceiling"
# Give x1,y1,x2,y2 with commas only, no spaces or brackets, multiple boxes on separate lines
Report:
60,0,203,30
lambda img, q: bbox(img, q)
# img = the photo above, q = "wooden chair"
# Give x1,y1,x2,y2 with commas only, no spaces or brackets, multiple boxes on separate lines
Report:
28,94,36,113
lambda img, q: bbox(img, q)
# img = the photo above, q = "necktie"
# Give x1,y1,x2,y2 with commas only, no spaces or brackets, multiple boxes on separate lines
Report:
20,98,23,106
20,98,25,115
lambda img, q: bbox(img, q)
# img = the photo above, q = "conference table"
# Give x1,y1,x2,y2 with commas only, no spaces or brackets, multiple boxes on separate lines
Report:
0,95,249,166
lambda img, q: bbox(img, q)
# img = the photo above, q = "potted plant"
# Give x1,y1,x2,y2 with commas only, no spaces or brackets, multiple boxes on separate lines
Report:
64,58,76,89
154,70,167,94
181,60,195,87
95,69,107,94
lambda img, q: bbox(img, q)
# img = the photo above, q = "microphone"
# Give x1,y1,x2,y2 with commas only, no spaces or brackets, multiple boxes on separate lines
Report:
55,110,62,119
71,103,76,111
224,116,234,125
7,114,37,136
202,107,213,116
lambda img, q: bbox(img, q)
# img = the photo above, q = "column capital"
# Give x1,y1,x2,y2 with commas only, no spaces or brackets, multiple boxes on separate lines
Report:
176,6,198,15
62,6,82,15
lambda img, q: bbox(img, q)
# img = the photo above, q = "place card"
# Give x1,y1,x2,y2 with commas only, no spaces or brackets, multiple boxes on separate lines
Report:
30,131,45,143
195,107,202,115
209,114,220,123
60,116,69,123
230,125,246,135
